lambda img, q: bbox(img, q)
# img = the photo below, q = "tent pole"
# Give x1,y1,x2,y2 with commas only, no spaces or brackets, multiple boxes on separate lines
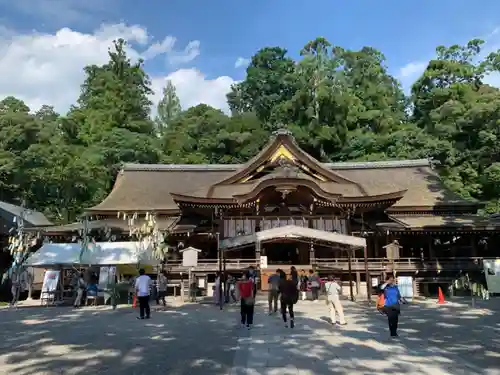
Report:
217,232,222,310
364,246,371,302
347,248,354,302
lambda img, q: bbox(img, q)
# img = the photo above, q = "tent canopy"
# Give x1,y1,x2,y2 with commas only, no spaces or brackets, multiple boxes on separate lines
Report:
25,241,160,267
219,225,366,250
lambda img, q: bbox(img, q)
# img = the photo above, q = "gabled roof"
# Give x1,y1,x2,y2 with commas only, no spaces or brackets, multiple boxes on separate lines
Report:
86,131,477,214
214,129,358,185
0,201,52,227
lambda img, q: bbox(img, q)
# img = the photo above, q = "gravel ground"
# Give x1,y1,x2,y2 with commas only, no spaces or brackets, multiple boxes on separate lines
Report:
0,303,243,375
0,298,498,375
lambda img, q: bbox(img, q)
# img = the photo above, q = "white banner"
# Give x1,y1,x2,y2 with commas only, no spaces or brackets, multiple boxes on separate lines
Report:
41,270,60,300
98,266,116,298
484,259,500,294
397,276,413,298
260,255,268,269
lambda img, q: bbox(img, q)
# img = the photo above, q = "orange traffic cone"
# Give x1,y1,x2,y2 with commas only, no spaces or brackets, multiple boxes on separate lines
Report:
437,287,445,304
132,295,137,308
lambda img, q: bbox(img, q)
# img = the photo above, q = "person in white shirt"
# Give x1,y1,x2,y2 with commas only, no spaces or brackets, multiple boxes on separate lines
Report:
135,268,152,319
324,275,346,325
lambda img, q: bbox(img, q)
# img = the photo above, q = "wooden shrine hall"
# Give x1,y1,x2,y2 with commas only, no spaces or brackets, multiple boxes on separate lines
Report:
36,129,500,297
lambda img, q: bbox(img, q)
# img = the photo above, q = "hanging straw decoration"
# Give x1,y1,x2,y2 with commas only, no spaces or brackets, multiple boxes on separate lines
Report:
121,212,169,268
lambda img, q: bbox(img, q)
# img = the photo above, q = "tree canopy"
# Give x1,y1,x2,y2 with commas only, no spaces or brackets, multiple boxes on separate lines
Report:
1,36,500,221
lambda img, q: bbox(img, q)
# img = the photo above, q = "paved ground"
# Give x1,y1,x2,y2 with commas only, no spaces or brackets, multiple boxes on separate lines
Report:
0,298,498,375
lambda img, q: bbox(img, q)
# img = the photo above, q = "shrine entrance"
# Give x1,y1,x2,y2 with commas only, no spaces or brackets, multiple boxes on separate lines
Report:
220,225,367,291
262,240,309,266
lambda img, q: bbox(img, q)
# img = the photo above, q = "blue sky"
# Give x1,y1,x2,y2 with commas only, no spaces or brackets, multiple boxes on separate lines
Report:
0,0,499,112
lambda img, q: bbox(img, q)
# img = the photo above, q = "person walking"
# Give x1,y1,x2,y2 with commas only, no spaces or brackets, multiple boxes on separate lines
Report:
135,268,152,320
248,266,258,297
156,270,168,307
299,269,309,301
308,269,321,302
381,275,406,338
73,272,86,308
214,272,221,306
227,275,237,303
267,269,281,314
279,271,298,328
238,271,255,329
290,266,299,288
324,275,346,325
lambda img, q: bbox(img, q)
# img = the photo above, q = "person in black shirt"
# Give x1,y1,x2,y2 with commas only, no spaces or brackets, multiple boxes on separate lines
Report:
279,272,298,328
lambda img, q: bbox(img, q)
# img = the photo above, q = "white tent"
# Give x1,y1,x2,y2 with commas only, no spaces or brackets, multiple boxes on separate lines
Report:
26,241,160,267
219,225,366,250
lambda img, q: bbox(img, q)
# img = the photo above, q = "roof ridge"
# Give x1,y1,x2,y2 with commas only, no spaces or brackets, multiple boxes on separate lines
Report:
326,159,431,169
123,159,431,172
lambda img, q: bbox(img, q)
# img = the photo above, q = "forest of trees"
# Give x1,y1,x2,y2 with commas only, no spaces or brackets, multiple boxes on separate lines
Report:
1,37,500,223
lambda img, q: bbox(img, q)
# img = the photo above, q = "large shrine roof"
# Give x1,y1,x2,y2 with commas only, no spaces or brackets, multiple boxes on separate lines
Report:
87,157,475,214
87,129,476,214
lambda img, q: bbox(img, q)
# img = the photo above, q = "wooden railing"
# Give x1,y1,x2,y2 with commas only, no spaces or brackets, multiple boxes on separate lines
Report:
313,257,483,272
164,257,483,272
166,259,258,271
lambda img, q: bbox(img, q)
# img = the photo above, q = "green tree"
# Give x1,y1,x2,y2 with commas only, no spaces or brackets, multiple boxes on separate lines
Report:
227,47,297,124
155,80,182,136
337,46,407,133
0,97,40,203
411,39,500,210
162,105,269,164
67,38,160,191
272,38,361,160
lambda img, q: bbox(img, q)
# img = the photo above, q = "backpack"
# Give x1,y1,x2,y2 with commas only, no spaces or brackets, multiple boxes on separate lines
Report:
376,293,385,310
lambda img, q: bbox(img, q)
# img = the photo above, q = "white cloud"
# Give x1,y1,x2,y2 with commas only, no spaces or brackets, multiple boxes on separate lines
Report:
397,61,427,92
398,61,427,79
0,24,234,115
484,72,500,87
151,69,234,113
234,57,250,68
167,40,200,65
397,26,500,93
142,36,176,60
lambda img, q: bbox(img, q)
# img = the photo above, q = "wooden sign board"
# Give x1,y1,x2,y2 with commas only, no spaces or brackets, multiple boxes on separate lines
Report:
383,241,402,260
180,247,201,267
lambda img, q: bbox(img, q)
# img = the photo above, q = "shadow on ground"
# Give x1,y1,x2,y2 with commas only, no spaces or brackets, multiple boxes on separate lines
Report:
0,297,498,375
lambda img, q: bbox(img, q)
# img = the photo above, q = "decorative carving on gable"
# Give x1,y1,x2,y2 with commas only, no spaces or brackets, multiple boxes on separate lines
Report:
275,157,301,178
272,127,292,136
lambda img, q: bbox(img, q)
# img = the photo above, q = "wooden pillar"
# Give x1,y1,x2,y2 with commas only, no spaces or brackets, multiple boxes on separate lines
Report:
255,241,261,263
423,283,429,297
364,241,371,301
355,271,361,295
470,234,478,257
309,243,315,266
347,249,354,301
428,236,435,259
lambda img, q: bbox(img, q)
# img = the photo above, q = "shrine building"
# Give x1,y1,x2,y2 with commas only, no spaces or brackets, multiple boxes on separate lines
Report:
37,129,500,297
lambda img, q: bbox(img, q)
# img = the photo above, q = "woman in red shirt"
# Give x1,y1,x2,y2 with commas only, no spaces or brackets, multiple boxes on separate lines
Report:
238,271,255,329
